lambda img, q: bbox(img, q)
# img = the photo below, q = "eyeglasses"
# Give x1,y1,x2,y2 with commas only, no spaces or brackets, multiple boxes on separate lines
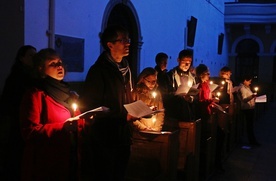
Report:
144,78,157,85
113,38,131,44
49,61,63,68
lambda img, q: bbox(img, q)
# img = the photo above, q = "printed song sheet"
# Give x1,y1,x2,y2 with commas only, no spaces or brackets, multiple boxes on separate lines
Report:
124,100,164,118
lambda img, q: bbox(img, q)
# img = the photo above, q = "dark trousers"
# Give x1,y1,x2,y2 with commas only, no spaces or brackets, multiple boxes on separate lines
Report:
242,109,258,144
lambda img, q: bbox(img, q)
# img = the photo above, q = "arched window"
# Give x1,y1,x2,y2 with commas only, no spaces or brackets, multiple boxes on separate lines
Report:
235,39,259,83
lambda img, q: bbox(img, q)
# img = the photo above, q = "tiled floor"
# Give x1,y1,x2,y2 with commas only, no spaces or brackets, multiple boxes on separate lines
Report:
209,102,276,181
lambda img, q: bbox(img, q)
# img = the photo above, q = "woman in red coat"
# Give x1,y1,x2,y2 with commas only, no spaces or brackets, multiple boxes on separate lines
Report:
20,48,82,181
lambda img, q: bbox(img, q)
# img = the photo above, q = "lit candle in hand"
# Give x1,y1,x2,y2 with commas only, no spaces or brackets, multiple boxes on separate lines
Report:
151,91,157,108
216,92,221,98
254,87,259,93
71,103,78,117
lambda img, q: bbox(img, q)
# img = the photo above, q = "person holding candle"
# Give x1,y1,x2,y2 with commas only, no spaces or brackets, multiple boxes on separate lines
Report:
132,67,164,131
165,49,196,123
238,74,260,147
80,25,135,181
195,64,226,174
20,48,83,181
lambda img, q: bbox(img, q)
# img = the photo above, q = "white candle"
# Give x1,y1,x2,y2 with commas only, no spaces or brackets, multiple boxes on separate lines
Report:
72,103,78,116
151,91,157,107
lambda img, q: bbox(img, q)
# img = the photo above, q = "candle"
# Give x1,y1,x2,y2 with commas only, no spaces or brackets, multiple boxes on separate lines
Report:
152,91,157,99
152,117,156,125
71,103,78,117
151,91,157,108
210,81,213,85
254,87,259,93
221,81,225,85
216,92,221,98
188,81,192,87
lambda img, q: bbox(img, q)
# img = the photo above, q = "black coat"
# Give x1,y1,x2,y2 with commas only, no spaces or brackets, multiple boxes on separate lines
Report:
80,51,134,146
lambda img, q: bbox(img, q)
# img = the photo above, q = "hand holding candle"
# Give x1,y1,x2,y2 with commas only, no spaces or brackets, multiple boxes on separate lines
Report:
254,87,259,93
71,103,78,117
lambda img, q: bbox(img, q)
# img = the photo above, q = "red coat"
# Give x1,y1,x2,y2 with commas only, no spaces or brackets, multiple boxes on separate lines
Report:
20,87,78,181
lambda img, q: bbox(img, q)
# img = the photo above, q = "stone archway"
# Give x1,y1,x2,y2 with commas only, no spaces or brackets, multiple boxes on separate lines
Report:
235,39,260,83
101,0,143,81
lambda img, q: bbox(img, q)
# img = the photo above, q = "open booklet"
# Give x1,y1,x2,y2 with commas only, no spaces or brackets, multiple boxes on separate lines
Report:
175,84,199,96
76,106,110,119
124,100,164,118
255,94,267,103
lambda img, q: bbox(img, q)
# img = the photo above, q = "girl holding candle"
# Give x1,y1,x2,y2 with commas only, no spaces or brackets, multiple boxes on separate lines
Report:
20,48,83,181
131,67,164,131
195,64,225,173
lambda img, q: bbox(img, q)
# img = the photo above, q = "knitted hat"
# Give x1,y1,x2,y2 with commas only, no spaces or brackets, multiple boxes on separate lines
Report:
196,64,208,77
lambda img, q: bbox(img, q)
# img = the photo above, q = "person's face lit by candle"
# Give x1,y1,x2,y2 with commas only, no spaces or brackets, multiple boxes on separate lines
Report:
178,57,192,72
143,75,157,90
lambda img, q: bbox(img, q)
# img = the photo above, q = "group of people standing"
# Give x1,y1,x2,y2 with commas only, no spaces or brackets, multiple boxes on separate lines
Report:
0,24,260,181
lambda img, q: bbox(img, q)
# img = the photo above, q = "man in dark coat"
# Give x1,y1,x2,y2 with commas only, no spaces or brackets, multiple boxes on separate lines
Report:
80,25,135,181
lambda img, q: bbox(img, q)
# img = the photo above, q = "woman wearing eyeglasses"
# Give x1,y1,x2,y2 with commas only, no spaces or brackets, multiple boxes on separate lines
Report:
20,48,83,181
131,67,164,131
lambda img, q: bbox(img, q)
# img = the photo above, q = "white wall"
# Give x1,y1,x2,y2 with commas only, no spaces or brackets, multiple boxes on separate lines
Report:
24,0,229,81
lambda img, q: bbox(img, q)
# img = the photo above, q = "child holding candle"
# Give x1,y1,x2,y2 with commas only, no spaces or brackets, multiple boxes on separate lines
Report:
131,67,164,131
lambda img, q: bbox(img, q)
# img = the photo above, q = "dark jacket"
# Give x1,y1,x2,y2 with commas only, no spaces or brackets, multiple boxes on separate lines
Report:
81,51,134,146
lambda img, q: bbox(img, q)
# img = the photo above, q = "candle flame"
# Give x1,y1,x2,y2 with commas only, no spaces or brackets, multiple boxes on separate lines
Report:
188,81,192,87
72,103,78,112
152,117,156,124
221,81,225,85
210,81,213,85
254,87,259,92
217,92,221,97
152,91,157,99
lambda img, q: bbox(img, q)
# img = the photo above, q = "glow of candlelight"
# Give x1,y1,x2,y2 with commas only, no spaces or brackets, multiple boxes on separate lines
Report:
72,103,78,112
254,87,259,92
216,92,221,97
152,91,157,99
210,81,213,85
221,81,225,85
188,81,192,87
152,117,156,124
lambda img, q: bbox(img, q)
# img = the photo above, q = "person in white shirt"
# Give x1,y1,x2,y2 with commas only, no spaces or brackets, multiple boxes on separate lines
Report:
238,75,260,147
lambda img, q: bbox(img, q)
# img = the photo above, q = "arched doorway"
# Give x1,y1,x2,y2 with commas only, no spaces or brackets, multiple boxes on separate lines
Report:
235,39,259,83
101,1,143,81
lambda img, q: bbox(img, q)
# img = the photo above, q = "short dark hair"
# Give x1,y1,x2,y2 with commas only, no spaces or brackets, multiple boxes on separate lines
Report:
15,45,36,62
100,25,129,51
178,49,193,59
241,74,253,81
155,52,168,65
